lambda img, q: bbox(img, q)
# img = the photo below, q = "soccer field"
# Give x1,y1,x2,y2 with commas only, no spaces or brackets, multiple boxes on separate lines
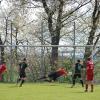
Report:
0,83,100,100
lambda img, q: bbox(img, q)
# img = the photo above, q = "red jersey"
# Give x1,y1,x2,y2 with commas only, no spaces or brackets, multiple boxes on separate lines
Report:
0,64,7,74
57,68,67,76
86,60,94,74
86,60,94,81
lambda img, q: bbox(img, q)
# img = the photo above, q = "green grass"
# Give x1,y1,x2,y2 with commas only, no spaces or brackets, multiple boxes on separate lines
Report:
0,82,100,100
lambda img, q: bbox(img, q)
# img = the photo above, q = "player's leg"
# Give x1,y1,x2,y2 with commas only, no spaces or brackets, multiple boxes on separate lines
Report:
37,72,54,82
85,81,88,92
90,74,94,92
19,72,26,87
78,74,84,87
85,74,89,92
16,74,21,85
16,78,21,84
91,83,94,92
19,78,25,87
71,74,77,87
52,72,59,81
46,72,58,82
38,72,55,81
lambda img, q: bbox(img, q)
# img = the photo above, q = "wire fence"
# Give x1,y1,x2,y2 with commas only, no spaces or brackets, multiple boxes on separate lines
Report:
0,45,100,83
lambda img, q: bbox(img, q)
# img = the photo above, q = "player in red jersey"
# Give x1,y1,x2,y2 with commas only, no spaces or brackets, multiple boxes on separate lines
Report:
56,67,67,76
0,62,7,80
38,67,67,82
85,57,94,92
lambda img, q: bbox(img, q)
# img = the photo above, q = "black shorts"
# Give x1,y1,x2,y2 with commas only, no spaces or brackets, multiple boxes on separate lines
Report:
48,72,59,81
19,72,26,78
73,73,81,79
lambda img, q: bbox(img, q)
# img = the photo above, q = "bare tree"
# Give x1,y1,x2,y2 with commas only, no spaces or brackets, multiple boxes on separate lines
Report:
41,0,64,70
84,0,100,61
41,0,92,70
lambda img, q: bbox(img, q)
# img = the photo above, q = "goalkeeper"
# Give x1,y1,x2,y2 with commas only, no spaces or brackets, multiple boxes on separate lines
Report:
38,67,68,82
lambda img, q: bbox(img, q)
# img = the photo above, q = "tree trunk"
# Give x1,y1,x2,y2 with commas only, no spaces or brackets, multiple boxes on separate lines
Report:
51,34,60,70
84,0,100,62
42,0,64,70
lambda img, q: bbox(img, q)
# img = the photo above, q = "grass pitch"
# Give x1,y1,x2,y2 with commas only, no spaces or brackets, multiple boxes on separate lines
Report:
0,82,100,100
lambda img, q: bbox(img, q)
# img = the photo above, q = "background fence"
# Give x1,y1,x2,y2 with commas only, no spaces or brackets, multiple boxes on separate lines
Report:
0,45,100,83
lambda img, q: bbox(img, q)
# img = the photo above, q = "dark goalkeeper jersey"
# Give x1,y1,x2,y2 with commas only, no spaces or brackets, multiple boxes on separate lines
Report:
75,63,83,74
19,62,27,73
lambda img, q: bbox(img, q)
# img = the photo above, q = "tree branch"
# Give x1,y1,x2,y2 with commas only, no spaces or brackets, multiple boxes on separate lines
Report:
62,0,91,20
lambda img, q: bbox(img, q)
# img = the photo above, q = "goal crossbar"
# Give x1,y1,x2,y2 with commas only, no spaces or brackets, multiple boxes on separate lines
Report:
0,45,100,47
